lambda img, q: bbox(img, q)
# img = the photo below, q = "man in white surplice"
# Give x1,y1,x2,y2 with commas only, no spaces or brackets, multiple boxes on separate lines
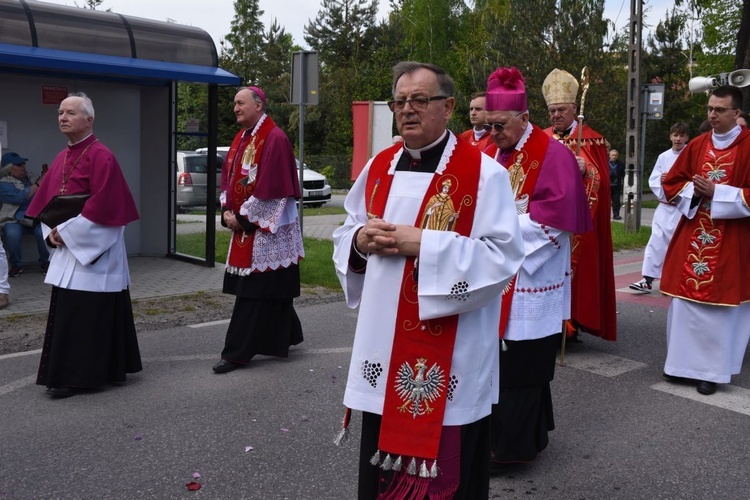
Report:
333,61,524,499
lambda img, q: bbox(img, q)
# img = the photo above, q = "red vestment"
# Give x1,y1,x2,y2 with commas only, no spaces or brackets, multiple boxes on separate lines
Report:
459,128,493,152
543,124,617,341
661,129,750,305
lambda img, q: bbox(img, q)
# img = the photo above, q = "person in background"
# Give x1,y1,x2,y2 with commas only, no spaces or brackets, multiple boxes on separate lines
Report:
608,149,626,219
630,122,689,293
333,61,524,499
459,91,493,151
212,86,304,374
660,86,750,396
0,151,50,277
26,92,141,399
542,68,617,344
481,66,591,467
0,140,9,309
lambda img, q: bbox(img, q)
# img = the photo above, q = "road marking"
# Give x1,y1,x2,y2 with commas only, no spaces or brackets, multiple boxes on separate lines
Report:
562,350,648,377
188,319,230,328
0,375,36,396
140,347,354,362
652,382,750,416
0,349,41,360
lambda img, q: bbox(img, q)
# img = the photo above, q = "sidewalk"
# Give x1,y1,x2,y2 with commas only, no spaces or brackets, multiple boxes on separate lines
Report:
0,207,655,318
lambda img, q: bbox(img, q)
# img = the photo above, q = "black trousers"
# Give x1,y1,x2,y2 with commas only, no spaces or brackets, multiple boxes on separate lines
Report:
611,186,622,215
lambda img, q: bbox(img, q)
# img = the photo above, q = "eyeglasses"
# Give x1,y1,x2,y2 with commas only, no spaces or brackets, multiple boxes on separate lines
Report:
482,112,524,133
387,95,448,112
706,106,737,114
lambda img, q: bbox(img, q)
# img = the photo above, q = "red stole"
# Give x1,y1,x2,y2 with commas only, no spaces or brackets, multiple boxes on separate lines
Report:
486,129,549,338
364,138,481,465
225,117,276,270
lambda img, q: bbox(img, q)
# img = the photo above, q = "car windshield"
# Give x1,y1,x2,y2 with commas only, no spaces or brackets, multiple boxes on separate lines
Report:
185,156,222,173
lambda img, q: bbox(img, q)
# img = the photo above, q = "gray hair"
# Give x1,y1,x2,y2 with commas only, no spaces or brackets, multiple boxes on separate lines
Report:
239,86,267,113
67,92,96,119
392,61,455,98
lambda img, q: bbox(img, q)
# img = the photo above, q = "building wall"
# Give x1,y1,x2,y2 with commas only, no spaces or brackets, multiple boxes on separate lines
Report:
0,73,172,257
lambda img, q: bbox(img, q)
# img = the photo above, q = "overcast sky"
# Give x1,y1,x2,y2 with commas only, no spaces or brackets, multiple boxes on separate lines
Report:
38,0,674,53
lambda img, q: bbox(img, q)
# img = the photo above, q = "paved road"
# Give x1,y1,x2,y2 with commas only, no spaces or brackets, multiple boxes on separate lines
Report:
5,195,745,499
3,270,750,498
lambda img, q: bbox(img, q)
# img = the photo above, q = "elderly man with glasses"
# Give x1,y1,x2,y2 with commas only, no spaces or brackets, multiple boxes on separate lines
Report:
542,68,617,346
659,85,750,396
333,61,525,499
0,152,49,277
482,67,591,468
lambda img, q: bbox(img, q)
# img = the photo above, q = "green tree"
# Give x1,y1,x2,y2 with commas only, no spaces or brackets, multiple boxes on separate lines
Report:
259,19,296,133
302,0,381,185
639,7,706,174
220,0,266,85
677,0,748,111
477,0,618,145
74,0,109,10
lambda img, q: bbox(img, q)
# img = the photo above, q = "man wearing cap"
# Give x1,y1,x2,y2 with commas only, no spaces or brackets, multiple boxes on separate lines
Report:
482,67,591,466
0,152,50,277
542,68,617,343
333,61,524,498
212,86,305,374
459,91,493,151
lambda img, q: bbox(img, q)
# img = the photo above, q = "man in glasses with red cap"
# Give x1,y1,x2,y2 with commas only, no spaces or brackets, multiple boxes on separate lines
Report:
482,67,591,467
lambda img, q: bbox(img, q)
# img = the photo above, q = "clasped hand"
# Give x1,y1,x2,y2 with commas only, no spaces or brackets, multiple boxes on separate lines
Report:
48,227,65,247
693,175,715,198
223,211,242,231
356,218,422,257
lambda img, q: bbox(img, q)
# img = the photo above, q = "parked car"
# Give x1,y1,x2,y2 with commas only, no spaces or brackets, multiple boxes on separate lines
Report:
195,147,331,207
176,151,222,210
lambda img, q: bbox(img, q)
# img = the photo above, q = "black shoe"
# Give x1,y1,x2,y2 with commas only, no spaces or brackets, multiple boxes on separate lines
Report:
46,387,75,398
697,381,717,395
663,372,690,383
613,215,622,220
212,359,238,374
8,265,22,278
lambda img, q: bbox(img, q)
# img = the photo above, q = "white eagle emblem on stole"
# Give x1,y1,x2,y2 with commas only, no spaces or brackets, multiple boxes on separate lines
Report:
395,358,446,418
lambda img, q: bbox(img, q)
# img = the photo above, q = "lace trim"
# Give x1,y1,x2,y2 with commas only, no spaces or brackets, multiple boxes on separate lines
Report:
225,221,304,274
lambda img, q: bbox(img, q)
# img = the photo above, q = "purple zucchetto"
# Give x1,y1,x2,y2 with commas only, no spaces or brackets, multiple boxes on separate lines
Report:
248,85,267,105
485,67,527,112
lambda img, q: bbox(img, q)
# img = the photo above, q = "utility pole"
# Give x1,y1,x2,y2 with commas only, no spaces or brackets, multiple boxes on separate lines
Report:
624,0,644,232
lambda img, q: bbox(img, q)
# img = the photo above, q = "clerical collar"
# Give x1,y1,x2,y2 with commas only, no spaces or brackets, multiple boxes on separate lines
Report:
403,130,449,160
473,128,488,141
68,133,94,147
712,124,741,149
397,131,450,173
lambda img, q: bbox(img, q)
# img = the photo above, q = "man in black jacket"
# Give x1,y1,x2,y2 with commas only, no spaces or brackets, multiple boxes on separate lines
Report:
608,149,626,219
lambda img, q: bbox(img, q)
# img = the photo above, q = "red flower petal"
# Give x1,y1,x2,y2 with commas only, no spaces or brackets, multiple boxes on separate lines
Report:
186,482,201,491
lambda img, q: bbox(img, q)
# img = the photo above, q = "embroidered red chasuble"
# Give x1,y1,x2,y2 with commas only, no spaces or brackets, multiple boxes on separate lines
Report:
661,130,750,305
543,124,617,341
364,139,481,464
